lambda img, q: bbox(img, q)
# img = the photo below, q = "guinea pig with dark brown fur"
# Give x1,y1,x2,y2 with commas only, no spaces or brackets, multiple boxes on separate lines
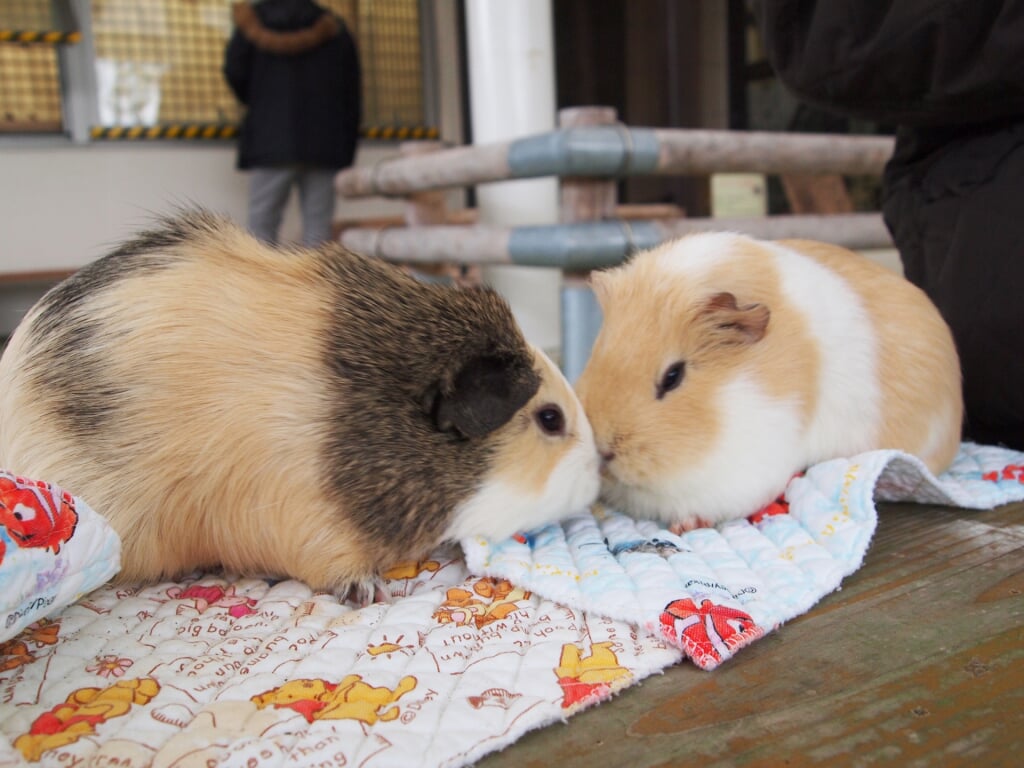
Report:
0,210,600,595
575,232,963,533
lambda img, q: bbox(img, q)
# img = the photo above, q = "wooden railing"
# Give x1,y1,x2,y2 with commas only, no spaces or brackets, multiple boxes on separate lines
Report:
333,106,895,377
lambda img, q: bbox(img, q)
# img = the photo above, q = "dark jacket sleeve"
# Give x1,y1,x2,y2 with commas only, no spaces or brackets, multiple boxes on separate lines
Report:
223,29,253,105
756,0,1024,126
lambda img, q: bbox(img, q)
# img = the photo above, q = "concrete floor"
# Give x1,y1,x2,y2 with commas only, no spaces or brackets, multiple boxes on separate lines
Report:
477,500,1024,767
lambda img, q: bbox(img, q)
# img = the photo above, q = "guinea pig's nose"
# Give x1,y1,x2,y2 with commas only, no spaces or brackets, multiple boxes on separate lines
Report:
599,448,616,464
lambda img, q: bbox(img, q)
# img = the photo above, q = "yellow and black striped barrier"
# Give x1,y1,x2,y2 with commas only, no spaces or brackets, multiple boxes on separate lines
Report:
362,125,440,140
89,123,440,142
0,29,81,45
90,124,239,141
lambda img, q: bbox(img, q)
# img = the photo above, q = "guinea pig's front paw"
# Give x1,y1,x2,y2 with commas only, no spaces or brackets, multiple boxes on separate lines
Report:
668,516,715,535
339,576,392,607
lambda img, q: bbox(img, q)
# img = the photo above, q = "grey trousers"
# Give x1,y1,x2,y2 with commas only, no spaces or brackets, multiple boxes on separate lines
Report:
247,166,337,246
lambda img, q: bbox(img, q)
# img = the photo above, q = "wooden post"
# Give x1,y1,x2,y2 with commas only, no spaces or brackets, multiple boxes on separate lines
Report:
652,129,892,176
395,140,482,285
780,174,855,214
558,106,619,224
557,106,617,381
399,141,449,226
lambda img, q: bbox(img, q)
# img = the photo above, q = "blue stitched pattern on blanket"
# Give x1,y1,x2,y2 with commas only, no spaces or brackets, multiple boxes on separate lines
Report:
464,443,1024,670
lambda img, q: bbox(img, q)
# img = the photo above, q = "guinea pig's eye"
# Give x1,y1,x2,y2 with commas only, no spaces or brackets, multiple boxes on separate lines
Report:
534,404,566,436
657,362,686,400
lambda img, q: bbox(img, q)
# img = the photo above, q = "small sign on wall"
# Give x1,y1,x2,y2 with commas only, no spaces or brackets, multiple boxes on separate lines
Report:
711,173,767,219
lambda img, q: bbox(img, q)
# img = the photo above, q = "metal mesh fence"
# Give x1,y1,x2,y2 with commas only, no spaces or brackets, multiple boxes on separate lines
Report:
0,0,70,132
0,0,62,30
0,0,429,137
356,0,423,129
0,43,62,132
91,0,240,126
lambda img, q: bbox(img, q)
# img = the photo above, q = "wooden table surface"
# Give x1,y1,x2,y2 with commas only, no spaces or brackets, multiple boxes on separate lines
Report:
478,501,1024,768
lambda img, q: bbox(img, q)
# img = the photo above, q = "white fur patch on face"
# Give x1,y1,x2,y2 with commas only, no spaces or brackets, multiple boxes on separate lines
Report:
607,373,805,526
445,404,601,542
764,241,882,460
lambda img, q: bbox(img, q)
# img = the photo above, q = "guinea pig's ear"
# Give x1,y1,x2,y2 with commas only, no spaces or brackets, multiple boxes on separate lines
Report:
702,292,770,345
431,354,541,439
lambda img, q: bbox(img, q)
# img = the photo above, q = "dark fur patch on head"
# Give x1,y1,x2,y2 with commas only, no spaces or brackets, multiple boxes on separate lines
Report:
317,247,540,551
20,213,205,437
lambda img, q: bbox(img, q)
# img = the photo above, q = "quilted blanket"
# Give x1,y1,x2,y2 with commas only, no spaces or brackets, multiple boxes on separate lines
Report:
0,471,120,644
466,442,1024,671
2,443,1023,767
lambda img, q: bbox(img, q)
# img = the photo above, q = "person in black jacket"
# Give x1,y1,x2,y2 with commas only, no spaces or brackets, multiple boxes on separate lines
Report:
757,0,1024,451
224,0,361,246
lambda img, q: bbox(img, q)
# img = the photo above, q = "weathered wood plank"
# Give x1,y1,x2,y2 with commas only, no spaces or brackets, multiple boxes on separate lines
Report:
477,501,1024,767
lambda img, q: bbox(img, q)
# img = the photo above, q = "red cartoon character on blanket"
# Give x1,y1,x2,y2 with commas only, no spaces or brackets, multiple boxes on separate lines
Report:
660,598,762,668
0,471,78,565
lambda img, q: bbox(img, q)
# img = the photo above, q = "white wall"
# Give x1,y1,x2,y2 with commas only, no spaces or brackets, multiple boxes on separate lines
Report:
2,142,245,274
0,141,405,273
0,141,406,334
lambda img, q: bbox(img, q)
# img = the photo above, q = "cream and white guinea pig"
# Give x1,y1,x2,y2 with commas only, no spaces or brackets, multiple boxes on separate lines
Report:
0,210,600,595
574,232,963,532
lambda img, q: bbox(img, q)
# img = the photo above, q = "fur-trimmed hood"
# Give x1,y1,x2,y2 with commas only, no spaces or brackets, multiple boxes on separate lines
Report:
231,0,339,55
